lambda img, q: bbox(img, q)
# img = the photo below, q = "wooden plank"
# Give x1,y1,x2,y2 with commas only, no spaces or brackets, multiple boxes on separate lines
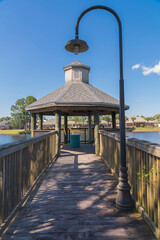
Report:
158,158,160,229
141,150,145,208
18,150,22,201
132,146,136,197
0,158,3,224
144,152,148,214
146,153,150,216
153,156,158,227
2,144,156,240
2,157,5,221
149,154,154,221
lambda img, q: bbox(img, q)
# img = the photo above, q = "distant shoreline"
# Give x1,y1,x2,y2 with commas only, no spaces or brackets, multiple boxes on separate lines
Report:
128,127,160,133
0,128,160,136
0,130,30,135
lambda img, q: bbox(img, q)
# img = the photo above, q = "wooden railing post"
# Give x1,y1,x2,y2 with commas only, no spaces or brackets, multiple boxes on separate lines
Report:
112,112,116,129
31,113,36,137
84,129,86,143
88,114,92,143
39,113,43,130
94,110,100,155
69,129,70,142
64,115,68,144
55,111,61,155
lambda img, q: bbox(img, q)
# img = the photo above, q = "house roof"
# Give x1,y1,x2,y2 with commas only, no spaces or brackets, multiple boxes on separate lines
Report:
126,117,147,124
0,120,11,126
26,82,127,111
44,118,75,125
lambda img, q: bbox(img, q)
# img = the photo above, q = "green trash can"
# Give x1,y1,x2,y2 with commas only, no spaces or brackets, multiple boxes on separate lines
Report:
70,134,80,148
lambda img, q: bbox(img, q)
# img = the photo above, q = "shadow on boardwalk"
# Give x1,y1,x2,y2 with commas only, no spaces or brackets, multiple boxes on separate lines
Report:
2,144,156,240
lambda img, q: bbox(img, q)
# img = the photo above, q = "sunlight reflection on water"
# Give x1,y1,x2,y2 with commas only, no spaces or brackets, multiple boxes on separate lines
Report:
126,132,160,144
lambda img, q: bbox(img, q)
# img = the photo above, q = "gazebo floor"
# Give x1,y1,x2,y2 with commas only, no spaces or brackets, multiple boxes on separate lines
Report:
2,144,156,240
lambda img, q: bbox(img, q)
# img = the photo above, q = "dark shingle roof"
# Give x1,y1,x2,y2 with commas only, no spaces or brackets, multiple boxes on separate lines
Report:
26,82,122,111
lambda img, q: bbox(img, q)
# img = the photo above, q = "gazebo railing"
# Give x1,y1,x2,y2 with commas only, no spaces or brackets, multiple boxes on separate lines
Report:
33,127,119,144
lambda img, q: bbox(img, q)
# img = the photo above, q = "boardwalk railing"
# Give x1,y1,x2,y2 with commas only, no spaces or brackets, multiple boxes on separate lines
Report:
99,130,160,237
33,127,119,144
0,131,57,229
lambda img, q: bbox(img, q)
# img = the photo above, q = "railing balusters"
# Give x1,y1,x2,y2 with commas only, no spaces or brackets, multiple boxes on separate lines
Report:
99,129,160,233
0,131,57,227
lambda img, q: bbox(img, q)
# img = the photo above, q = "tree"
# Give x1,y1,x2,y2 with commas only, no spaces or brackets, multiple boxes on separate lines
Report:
155,113,160,121
0,116,11,122
125,116,129,122
116,114,119,119
25,96,37,130
144,117,153,127
11,96,37,129
101,115,111,127
72,116,79,126
131,116,136,126
81,117,87,126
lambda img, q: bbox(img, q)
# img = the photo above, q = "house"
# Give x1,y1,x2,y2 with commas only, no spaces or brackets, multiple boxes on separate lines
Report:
125,117,147,127
43,118,75,129
148,120,160,127
0,120,11,130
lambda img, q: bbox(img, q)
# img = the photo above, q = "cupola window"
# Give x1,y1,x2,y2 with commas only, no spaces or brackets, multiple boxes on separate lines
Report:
73,70,80,80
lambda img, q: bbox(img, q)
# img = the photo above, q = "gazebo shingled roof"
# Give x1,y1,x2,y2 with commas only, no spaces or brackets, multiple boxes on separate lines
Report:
26,61,129,116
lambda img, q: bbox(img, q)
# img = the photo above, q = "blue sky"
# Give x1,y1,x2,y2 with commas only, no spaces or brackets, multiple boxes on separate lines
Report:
0,0,160,118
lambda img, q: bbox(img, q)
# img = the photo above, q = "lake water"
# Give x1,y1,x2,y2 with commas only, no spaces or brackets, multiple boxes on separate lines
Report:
0,134,31,146
126,132,160,144
0,132,160,147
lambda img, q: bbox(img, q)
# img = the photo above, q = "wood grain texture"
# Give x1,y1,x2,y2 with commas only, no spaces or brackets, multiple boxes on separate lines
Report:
0,132,57,229
2,144,155,240
99,131,160,239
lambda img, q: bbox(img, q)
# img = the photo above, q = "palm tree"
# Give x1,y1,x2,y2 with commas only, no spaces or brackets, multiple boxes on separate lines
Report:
105,116,111,127
131,116,136,127
144,117,152,127
155,113,160,121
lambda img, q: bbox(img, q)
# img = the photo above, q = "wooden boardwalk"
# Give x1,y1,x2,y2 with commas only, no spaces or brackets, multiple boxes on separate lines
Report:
2,144,156,240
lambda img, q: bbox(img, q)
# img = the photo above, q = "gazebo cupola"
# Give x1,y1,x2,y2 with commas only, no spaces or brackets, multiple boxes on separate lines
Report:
64,60,90,84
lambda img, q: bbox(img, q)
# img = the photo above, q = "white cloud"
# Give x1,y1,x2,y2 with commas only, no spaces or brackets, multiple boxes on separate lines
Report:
142,61,160,76
132,61,160,76
132,64,141,70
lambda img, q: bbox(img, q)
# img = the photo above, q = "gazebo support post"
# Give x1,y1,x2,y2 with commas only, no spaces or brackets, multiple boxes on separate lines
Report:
64,115,68,144
88,114,92,143
31,113,36,137
55,110,61,155
112,112,116,129
39,113,43,130
94,110,99,155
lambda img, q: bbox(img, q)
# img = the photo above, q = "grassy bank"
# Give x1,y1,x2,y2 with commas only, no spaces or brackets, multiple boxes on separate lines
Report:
132,127,160,132
0,129,30,135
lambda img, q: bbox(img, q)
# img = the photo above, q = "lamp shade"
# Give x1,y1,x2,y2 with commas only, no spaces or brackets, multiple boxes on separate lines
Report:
65,38,89,54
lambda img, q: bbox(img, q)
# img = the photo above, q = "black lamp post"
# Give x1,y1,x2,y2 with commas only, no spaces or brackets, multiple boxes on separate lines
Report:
65,5,133,211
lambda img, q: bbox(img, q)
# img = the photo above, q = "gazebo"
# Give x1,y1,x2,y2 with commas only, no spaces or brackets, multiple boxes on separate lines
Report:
26,60,129,155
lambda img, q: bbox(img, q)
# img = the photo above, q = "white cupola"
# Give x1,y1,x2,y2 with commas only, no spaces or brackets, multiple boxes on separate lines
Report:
63,60,90,84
